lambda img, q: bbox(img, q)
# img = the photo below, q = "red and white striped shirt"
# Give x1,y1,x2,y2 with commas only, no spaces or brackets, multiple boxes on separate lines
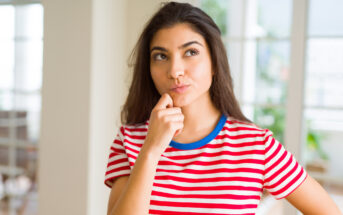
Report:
105,114,307,215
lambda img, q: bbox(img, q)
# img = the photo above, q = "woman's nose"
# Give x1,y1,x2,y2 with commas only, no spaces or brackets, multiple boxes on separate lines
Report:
168,55,184,79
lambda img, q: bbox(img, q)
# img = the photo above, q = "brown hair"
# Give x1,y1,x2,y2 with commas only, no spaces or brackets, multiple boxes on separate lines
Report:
121,1,251,125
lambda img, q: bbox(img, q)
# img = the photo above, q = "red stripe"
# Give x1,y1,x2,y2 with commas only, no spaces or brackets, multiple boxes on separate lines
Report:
108,152,118,159
120,126,125,136
157,159,264,167
123,133,146,140
110,146,125,154
265,161,300,191
124,144,140,154
124,127,148,132
165,141,265,153
163,150,264,160
279,172,308,199
206,140,265,148
270,167,305,196
155,175,263,184
156,167,264,175
151,190,261,200
107,157,129,167
264,135,274,152
153,183,262,193
150,200,257,210
113,138,123,146
123,139,143,148
264,151,291,183
265,148,287,173
227,119,254,126
124,147,265,160
149,209,254,215
127,153,138,160
224,126,264,132
216,133,265,140
105,165,131,175
265,139,281,164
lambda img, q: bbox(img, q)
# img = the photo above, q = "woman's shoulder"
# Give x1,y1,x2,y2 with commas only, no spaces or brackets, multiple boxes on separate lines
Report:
225,116,273,136
118,120,149,137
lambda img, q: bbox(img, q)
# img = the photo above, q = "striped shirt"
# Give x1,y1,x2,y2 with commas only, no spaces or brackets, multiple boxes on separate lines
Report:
104,114,307,215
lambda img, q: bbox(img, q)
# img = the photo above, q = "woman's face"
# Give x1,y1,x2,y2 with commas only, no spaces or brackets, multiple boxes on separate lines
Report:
150,23,213,108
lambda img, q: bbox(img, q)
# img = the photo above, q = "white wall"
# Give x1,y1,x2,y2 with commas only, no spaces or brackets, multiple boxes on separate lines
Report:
39,0,92,214
87,0,127,215
38,0,173,215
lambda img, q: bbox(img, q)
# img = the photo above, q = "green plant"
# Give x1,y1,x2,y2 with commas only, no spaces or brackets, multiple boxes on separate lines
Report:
254,105,285,143
306,121,329,161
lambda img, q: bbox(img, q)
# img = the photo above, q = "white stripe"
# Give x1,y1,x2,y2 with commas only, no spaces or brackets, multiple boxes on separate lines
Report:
125,124,148,130
267,160,301,193
150,195,260,205
221,129,265,135
163,144,264,157
275,171,307,199
215,136,266,144
108,154,128,163
123,131,266,147
265,152,292,178
149,205,256,214
160,153,265,163
157,163,264,171
106,161,130,172
124,127,264,139
111,139,125,149
123,141,142,151
126,149,139,158
155,171,262,179
125,135,145,143
152,186,260,196
105,169,130,181
126,147,265,162
124,128,148,137
154,179,263,189
264,138,282,164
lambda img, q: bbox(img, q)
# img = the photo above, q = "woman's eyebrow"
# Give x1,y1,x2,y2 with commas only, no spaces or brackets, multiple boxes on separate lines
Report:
179,41,203,49
150,40,203,53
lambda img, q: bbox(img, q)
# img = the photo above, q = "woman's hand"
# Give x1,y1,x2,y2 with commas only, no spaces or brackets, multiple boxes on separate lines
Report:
143,93,184,155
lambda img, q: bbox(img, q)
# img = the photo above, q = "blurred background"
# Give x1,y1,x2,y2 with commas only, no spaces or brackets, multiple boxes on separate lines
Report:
0,0,342,214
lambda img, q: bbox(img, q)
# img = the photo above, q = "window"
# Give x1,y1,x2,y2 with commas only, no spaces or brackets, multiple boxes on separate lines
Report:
200,0,343,214
303,0,343,211
0,1,43,214
201,0,293,143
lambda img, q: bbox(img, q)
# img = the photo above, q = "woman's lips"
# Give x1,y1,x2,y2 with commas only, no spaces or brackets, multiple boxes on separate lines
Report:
171,85,189,93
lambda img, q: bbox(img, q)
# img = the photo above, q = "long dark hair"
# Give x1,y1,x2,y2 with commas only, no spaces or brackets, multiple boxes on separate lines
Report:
121,1,251,125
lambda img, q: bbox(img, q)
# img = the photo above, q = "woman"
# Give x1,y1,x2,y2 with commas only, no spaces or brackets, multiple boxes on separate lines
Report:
105,2,342,215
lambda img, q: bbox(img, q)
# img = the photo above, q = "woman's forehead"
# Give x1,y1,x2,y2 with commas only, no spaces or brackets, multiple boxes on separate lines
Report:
150,23,206,49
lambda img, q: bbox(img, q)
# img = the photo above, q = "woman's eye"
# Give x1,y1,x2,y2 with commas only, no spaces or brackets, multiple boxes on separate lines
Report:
185,49,199,57
153,53,167,61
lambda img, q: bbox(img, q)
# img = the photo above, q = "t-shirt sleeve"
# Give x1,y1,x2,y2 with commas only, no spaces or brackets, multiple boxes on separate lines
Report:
263,129,308,199
104,125,131,188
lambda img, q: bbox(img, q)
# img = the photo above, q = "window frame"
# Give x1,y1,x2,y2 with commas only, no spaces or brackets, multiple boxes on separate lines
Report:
0,0,42,214
198,0,343,214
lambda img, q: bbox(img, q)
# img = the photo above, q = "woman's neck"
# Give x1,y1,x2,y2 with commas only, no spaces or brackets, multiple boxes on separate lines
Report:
172,92,222,143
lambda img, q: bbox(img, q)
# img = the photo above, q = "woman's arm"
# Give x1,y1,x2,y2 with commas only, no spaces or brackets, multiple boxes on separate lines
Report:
107,93,184,215
108,145,161,215
286,175,342,215
107,175,129,214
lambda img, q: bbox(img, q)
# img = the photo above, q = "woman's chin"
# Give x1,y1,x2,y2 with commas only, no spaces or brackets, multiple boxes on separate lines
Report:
172,96,190,107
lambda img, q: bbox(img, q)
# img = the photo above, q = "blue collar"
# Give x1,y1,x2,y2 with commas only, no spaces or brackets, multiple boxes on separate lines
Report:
169,114,227,150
